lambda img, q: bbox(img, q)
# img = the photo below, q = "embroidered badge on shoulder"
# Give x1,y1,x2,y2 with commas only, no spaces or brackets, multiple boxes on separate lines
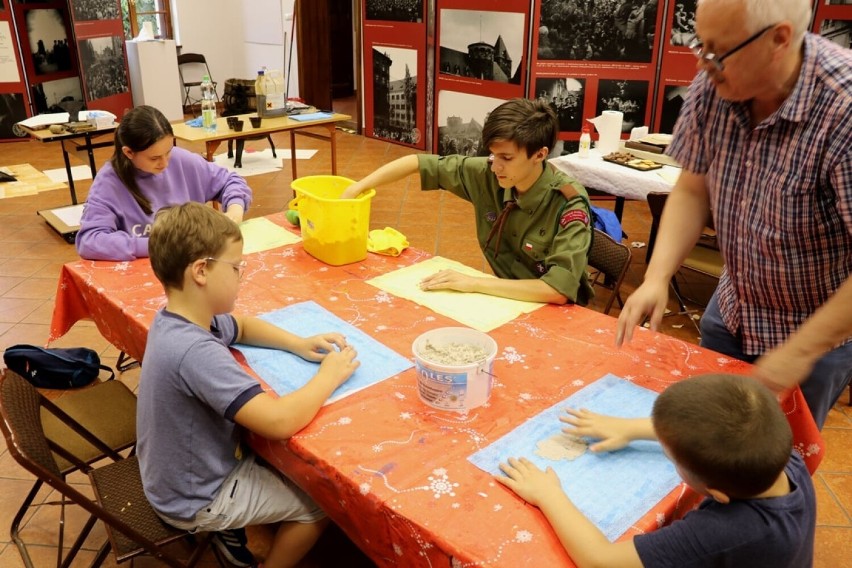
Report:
559,209,589,228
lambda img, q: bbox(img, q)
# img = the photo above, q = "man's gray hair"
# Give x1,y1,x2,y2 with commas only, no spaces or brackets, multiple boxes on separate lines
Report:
699,0,812,41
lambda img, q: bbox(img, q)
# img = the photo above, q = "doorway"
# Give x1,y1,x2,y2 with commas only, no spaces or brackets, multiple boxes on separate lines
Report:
297,0,361,133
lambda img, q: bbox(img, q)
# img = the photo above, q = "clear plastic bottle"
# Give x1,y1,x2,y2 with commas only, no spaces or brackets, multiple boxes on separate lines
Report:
579,122,592,158
200,75,217,132
254,69,266,116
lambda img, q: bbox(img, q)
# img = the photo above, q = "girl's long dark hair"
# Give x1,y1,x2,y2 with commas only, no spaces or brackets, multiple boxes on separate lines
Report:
110,105,174,214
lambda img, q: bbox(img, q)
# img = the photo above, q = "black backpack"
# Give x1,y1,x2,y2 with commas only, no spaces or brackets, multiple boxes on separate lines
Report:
3,344,114,389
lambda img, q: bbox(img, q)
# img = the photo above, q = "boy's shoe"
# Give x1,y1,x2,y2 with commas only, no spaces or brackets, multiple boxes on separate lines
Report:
212,528,256,567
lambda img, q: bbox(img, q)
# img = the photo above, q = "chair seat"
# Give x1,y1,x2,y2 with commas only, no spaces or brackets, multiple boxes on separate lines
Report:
682,245,724,278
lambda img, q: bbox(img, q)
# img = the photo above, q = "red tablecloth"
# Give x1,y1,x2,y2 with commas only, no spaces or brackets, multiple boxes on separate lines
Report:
49,212,824,567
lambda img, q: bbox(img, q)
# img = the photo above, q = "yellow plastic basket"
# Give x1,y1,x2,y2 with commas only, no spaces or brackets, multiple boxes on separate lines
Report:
288,175,376,266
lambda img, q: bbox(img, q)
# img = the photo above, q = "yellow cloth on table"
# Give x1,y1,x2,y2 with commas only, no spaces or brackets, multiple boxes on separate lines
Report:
367,227,409,257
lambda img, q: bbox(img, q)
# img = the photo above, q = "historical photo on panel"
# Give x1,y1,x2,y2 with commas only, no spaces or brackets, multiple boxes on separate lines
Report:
660,85,689,134
372,45,418,144
670,0,697,46
820,19,852,48
535,77,586,132
78,36,129,100
0,93,28,138
595,79,650,132
26,9,72,75
827,0,852,5
366,0,422,23
31,76,83,114
439,9,524,84
437,90,504,157
539,0,659,63
71,0,119,22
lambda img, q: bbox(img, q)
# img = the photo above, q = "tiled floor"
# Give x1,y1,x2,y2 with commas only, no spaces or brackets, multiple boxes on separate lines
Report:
0,125,850,567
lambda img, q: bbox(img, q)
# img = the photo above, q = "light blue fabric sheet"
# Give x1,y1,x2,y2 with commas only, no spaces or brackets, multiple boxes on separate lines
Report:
235,301,413,403
469,374,682,541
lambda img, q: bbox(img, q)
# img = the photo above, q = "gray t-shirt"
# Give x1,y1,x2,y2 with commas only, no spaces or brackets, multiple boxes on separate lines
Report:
137,310,263,520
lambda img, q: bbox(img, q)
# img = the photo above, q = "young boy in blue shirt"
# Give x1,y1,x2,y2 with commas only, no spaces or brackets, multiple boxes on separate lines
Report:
137,202,360,568
496,373,815,567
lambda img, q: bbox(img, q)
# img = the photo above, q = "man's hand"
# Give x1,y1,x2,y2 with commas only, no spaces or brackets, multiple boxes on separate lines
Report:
495,457,566,508
560,409,641,453
295,333,348,362
419,269,477,293
615,280,670,346
754,342,817,394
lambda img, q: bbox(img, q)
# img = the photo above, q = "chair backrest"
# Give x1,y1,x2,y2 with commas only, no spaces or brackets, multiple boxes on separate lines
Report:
0,371,207,568
177,52,215,86
587,228,632,315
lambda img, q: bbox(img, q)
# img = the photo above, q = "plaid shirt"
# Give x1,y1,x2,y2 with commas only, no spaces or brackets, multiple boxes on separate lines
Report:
668,34,852,355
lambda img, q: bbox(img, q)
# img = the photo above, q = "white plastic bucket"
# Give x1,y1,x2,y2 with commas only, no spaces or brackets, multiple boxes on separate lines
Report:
412,327,497,412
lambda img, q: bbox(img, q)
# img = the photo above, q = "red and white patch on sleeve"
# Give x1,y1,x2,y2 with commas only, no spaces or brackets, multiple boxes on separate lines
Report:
559,209,589,228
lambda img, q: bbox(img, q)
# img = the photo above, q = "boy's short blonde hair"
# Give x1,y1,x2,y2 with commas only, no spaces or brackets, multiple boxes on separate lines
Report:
149,202,243,290
653,373,792,498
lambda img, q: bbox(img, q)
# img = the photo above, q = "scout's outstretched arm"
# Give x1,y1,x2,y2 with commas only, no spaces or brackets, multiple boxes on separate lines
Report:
340,155,420,199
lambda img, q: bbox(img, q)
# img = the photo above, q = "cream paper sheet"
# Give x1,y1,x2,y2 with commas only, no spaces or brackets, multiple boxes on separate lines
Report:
365,256,545,331
240,217,301,254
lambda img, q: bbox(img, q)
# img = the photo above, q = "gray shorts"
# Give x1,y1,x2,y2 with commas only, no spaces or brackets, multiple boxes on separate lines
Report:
160,453,326,532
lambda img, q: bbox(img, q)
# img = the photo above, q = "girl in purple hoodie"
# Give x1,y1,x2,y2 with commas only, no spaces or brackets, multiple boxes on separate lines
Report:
76,105,252,261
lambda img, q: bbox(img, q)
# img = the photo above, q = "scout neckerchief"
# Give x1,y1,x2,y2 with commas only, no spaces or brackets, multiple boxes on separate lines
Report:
484,198,518,254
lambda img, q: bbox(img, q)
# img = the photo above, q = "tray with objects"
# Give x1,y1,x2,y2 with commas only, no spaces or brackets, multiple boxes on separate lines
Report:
602,151,663,171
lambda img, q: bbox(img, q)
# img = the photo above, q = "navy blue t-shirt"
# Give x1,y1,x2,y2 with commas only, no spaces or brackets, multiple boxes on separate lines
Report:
634,452,814,567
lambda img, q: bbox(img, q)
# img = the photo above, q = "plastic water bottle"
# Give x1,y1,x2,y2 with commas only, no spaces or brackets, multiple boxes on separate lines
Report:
200,75,217,132
579,122,591,158
254,69,266,115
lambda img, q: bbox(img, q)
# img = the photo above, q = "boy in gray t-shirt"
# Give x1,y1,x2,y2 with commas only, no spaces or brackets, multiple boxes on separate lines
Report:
137,202,360,567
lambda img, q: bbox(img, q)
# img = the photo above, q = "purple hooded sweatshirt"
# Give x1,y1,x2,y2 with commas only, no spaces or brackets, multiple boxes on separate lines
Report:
76,146,252,261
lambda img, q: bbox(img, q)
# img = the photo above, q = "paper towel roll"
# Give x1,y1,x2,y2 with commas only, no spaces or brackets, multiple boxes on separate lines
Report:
588,110,623,155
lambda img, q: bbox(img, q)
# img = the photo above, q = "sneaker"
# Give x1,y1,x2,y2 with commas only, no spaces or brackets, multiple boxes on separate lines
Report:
213,528,256,567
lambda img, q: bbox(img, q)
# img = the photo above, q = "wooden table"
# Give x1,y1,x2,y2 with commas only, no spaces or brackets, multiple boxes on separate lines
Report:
48,212,823,567
19,123,117,204
171,112,351,180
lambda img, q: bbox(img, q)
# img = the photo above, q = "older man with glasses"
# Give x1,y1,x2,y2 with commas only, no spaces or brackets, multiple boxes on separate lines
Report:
616,0,852,430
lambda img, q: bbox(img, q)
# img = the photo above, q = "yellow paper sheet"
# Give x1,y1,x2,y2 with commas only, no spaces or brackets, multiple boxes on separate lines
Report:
240,217,301,254
366,256,545,331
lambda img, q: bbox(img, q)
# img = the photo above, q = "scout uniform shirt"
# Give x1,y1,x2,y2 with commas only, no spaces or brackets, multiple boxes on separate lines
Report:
418,154,594,304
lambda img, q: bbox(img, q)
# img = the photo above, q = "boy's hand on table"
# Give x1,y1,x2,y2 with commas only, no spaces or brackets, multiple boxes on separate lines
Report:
296,333,348,362
560,408,636,453
420,269,476,293
495,457,566,508
319,345,360,386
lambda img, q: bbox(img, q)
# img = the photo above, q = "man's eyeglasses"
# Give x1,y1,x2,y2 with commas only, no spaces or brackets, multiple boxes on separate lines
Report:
687,24,775,72
205,257,247,279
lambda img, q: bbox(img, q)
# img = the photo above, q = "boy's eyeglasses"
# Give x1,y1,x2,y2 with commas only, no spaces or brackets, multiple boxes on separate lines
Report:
205,257,247,279
687,24,775,73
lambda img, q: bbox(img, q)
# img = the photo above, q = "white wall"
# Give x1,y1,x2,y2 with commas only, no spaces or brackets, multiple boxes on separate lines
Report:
173,0,299,100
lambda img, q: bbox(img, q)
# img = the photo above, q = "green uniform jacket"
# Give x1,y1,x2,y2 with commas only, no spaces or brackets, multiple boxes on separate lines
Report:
418,154,594,305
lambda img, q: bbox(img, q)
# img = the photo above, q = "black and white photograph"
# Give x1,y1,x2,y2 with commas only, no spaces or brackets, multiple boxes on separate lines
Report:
366,0,422,23
670,0,697,46
595,78,649,132
439,9,524,84
31,76,83,114
0,93,28,138
78,36,129,100
827,0,852,5
436,90,504,156
820,19,852,49
372,45,418,145
71,0,119,22
659,84,688,134
538,0,659,63
536,77,585,132
26,8,73,75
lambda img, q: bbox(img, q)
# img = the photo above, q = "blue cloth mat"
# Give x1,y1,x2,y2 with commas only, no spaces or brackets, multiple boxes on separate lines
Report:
469,374,681,541
289,111,334,122
235,301,413,404
185,117,203,128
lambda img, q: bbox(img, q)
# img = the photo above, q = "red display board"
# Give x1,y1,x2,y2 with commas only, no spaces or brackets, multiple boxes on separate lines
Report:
811,0,852,48
653,0,700,133
0,2,31,140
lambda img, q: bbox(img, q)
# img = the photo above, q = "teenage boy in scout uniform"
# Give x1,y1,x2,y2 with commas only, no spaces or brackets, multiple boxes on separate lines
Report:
341,98,593,305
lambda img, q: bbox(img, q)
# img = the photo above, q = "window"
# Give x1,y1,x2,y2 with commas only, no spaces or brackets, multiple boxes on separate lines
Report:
121,0,173,40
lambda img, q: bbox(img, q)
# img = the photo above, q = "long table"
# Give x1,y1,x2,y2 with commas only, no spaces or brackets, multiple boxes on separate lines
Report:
171,112,351,180
48,212,822,567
